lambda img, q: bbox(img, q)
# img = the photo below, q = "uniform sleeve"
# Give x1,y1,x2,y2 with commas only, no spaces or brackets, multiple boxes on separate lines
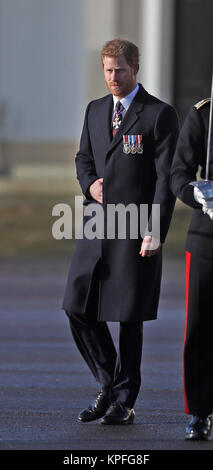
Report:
152,105,180,243
170,106,204,208
75,102,99,198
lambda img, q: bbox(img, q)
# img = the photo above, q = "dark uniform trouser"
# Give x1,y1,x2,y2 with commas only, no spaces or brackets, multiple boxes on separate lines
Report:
66,262,143,408
184,252,213,417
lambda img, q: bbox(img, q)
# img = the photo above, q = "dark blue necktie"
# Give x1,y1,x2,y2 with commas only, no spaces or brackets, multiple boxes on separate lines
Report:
112,101,125,137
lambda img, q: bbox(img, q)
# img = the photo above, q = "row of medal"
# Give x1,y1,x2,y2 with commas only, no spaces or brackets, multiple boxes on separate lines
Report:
123,135,143,154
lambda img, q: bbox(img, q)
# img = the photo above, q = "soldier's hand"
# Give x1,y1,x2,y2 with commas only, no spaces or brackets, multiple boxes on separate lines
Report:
193,187,205,205
194,187,213,220
89,178,103,203
139,236,161,257
202,200,213,220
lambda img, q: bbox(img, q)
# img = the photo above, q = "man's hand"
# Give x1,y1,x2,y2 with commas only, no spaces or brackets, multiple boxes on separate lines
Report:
89,178,103,203
139,235,161,257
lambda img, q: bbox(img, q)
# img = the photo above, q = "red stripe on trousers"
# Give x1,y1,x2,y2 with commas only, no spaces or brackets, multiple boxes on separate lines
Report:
184,251,192,414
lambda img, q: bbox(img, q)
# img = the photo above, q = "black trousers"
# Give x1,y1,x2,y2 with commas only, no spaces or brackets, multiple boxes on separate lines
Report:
68,312,143,408
184,252,213,417
66,262,143,408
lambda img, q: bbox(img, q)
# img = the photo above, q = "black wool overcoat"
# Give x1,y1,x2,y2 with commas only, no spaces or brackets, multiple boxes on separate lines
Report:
62,84,179,322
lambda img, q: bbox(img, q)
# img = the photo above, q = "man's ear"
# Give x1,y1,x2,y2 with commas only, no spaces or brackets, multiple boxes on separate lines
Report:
134,63,139,75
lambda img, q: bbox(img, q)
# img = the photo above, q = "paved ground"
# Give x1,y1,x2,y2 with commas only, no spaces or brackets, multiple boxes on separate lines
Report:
0,256,212,452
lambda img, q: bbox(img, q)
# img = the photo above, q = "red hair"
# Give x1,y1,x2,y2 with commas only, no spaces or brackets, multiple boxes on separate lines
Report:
101,39,140,67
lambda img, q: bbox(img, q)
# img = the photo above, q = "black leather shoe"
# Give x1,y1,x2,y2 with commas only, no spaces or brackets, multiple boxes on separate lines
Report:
78,390,111,422
185,415,212,440
100,402,135,425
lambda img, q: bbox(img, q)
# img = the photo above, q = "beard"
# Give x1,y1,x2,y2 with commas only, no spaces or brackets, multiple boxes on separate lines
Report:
106,79,135,98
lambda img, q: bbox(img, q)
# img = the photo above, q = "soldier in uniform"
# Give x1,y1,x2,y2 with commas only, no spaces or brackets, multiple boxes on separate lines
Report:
171,97,213,440
63,39,179,425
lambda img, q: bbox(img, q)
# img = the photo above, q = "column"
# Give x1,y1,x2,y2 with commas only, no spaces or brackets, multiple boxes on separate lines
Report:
139,0,176,104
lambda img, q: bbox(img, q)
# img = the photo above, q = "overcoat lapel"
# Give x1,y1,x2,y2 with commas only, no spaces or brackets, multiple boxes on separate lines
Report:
98,95,113,148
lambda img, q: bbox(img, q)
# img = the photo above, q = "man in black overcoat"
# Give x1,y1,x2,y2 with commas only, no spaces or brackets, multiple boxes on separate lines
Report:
171,97,213,440
63,39,179,424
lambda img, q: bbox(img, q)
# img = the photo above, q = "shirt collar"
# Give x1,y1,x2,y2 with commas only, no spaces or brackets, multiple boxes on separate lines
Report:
113,83,139,111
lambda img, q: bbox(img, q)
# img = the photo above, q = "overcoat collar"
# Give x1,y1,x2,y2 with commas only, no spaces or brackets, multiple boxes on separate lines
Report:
99,84,148,153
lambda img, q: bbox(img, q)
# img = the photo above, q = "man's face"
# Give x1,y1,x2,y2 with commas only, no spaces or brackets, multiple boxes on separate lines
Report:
102,54,139,99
